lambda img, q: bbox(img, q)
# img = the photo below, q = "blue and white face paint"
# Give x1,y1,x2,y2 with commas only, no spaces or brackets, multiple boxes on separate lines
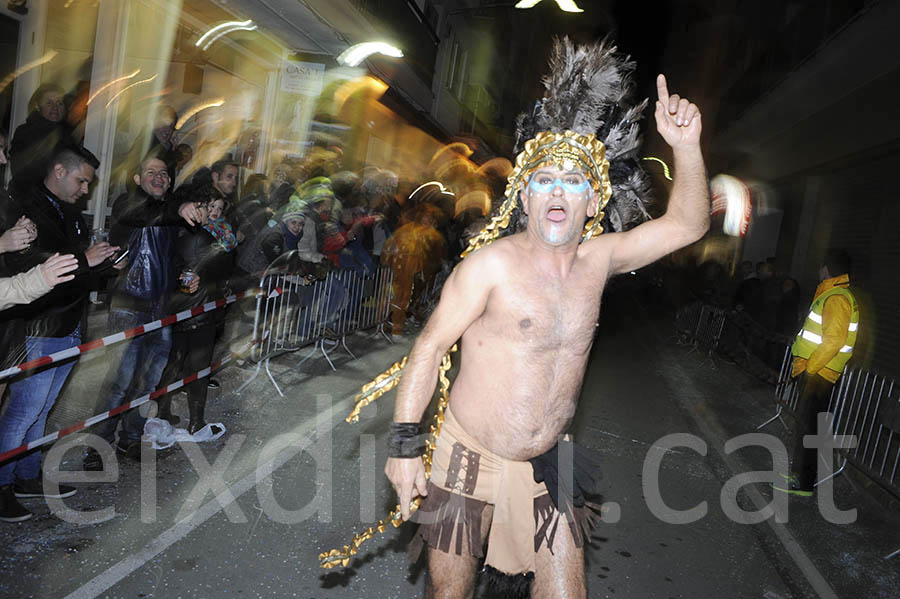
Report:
527,175,591,195
522,167,597,247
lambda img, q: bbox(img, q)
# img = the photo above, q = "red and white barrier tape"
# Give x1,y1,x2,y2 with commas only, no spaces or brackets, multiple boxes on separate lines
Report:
0,287,283,382
0,336,262,464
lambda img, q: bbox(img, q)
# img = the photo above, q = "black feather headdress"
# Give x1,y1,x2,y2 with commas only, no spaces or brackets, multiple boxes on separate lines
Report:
463,37,651,256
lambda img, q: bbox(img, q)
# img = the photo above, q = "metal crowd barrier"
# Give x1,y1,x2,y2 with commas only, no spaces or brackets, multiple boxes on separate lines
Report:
824,366,899,560
758,350,900,559
757,346,809,430
673,301,704,345
823,368,899,496
236,251,393,396
684,303,727,366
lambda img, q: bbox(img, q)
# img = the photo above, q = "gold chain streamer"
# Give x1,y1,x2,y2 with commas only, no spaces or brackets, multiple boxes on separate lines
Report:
319,345,458,568
642,156,673,181
345,356,408,423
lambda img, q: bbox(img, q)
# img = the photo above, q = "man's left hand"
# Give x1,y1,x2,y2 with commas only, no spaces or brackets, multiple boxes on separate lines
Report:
178,202,203,226
85,242,119,267
654,74,702,149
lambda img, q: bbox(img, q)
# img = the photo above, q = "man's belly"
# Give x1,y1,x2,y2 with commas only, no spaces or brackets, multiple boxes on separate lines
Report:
447,346,590,461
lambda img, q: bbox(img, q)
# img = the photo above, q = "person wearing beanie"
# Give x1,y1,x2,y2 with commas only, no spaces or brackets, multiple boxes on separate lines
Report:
259,197,323,265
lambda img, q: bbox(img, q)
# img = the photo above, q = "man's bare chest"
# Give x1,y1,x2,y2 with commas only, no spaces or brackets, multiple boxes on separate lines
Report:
478,272,604,350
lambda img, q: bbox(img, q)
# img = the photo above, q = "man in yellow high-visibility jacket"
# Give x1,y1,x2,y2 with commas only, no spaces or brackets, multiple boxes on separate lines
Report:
776,250,859,496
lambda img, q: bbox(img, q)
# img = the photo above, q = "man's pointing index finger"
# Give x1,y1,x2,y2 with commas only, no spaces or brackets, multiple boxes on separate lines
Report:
656,74,670,105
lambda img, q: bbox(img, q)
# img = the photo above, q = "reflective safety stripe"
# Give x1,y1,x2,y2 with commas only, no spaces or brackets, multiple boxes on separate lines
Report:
807,311,823,324
801,330,823,344
840,345,853,353
849,322,858,332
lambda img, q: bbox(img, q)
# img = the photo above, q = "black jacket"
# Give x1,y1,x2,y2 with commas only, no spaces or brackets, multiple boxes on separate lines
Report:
2,184,111,337
0,188,26,368
167,227,235,330
108,187,185,315
9,112,74,197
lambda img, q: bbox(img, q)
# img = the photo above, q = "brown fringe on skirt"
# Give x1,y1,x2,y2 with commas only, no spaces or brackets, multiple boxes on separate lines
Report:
411,481,488,560
533,494,603,552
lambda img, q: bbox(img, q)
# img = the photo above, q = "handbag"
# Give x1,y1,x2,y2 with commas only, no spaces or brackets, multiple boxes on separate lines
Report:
120,226,174,301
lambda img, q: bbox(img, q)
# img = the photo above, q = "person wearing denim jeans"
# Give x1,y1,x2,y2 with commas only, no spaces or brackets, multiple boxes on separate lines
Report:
81,154,201,469
91,309,173,452
0,333,81,519
0,145,119,522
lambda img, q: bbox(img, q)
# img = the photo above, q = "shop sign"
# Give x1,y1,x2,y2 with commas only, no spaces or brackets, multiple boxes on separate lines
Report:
281,60,324,96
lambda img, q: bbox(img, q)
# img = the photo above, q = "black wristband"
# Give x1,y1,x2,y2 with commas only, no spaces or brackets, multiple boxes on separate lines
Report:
388,422,424,458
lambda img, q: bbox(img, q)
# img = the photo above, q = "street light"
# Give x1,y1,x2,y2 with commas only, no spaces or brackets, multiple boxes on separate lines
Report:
515,0,583,12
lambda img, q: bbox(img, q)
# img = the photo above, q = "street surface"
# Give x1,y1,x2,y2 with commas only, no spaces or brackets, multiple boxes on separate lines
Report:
1,287,898,598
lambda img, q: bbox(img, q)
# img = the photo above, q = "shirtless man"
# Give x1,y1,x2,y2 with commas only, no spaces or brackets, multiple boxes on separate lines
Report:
385,73,708,598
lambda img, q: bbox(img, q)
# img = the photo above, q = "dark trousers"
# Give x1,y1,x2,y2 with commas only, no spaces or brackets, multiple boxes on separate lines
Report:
158,323,216,429
791,373,835,490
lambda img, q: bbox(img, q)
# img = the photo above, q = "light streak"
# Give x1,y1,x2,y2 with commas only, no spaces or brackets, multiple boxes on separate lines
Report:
196,20,257,51
105,74,158,108
515,0,583,12
409,181,455,199
0,51,58,95
175,98,225,130
86,68,141,105
337,42,403,67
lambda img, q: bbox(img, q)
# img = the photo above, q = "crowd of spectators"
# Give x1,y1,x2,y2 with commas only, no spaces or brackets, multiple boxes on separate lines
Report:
668,256,807,381
0,86,476,522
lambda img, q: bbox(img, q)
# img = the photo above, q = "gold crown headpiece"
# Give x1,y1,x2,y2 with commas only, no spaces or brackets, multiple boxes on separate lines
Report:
462,130,612,257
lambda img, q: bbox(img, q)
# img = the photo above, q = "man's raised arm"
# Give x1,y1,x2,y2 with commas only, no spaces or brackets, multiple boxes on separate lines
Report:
385,248,495,520
605,74,709,275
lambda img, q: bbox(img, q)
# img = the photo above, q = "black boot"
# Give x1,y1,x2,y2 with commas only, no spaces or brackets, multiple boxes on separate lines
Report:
156,396,180,427
187,389,223,436
187,391,207,435
0,485,33,523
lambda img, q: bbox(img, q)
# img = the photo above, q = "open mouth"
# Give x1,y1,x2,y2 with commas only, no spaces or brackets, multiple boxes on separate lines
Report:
546,205,567,223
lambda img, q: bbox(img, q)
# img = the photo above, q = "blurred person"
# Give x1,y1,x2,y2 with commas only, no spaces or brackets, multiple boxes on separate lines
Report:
0,146,119,523
233,176,277,281
296,176,377,272
333,171,378,274
157,191,235,435
211,159,239,199
126,105,178,176
206,197,237,252
174,143,193,177
267,162,295,211
259,197,321,265
0,128,8,183
0,161,78,438
8,84,73,196
757,259,781,329
383,41,707,596
0,253,79,312
380,202,446,335
733,260,768,316
0,130,38,417
777,250,859,497
83,154,203,466
776,277,804,336
200,195,237,392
